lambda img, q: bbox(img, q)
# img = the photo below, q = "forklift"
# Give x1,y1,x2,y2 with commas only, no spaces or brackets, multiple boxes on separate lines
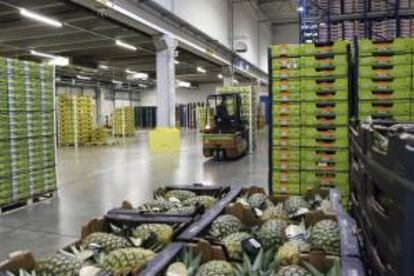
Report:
202,93,248,160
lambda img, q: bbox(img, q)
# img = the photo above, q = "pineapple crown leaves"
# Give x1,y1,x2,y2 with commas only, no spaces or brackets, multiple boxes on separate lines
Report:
301,259,342,276
181,248,202,276
234,249,279,276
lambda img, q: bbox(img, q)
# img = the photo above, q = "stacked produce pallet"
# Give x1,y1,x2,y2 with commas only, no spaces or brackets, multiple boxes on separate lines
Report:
113,106,135,137
0,184,365,275
0,57,57,209
216,86,258,153
357,38,413,122
57,95,93,146
270,41,350,206
349,121,414,276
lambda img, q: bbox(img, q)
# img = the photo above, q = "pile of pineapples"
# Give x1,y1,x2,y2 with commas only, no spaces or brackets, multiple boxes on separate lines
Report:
165,192,342,276
138,189,217,215
13,221,176,276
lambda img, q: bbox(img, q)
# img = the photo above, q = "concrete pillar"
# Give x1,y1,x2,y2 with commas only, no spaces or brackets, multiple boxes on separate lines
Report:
154,35,178,127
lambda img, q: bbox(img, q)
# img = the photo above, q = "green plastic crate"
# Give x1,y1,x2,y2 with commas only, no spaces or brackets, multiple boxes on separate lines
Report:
301,89,348,101
358,65,411,79
272,170,301,194
273,102,301,115
272,57,301,69
358,38,412,56
273,80,301,92
359,89,411,100
273,90,301,102
272,155,300,170
273,114,301,126
301,159,349,171
359,54,412,66
272,69,301,79
359,100,411,116
301,101,348,115
271,44,300,57
299,41,348,56
301,114,348,126
301,126,348,139
301,171,349,186
358,78,411,91
301,136,348,148
272,126,301,139
301,66,347,78
272,137,300,147
300,55,347,68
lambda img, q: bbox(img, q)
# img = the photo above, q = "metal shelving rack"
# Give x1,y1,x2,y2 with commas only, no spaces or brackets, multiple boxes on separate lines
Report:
299,0,414,43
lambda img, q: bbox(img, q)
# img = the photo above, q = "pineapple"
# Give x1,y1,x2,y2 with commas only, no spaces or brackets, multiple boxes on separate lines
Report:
262,203,288,221
166,262,187,276
142,200,181,212
99,247,155,275
234,249,279,276
132,223,173,246
247,193,274,210
35,252,83,276
196,260,235,276
209,214,242,239
276,265,311,276
222,232,251,259
81,232,131,253
310,219,340,255
167,248,201,276
283,196,310,215
275,241,300,266
183,196,216,208
256,219,288,250
165,190,196,201
302,260,342,276
165,205,196,215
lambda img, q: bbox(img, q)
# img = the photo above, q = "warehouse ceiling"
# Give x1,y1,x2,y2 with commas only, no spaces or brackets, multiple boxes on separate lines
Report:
0,0,249,88
256,0,298,24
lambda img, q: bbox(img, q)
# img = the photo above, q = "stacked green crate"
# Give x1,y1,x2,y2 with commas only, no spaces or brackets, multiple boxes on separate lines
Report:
271,44,302,195
216,86,257,153
113,107,135,136
0,57,57,207
58,96,93,146
358,38,413,122
271,41,350,204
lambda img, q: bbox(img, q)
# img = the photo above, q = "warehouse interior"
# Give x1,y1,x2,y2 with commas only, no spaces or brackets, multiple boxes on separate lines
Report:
0,0,413,275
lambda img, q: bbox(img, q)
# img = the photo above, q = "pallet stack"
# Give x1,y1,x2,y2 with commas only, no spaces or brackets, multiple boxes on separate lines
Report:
270,40,350,205
216,86,258,153
357,38,413,122
57,95,93,146
0,57,57,208
113,106,135,137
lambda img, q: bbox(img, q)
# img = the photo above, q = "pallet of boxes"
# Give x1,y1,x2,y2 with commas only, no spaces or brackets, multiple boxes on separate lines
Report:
270,41,350,206
113,106,135,137
0,57,57,213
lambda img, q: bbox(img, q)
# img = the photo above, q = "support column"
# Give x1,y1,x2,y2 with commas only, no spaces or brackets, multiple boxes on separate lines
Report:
149,35,180,152
154,35,177,127
222,65,234,86
95,85,104,126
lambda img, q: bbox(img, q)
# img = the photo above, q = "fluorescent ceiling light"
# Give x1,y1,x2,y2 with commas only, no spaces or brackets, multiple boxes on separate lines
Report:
196,66,206,73
112,80,123,85
139,84,147,88
233,79,239,84
99,65,109,70
115,40,137,51
174,60,180,65
48,57,69,66
297,6,304,12
126,69,148,80
30,50,57,59
305,40,313,43
77,75,91,80
177,80,191,88
20,8,62,27
218,74,223,79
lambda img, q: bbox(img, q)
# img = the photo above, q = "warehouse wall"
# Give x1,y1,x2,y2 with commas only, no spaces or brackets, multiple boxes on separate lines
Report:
272,23,299,44
152,0,272,72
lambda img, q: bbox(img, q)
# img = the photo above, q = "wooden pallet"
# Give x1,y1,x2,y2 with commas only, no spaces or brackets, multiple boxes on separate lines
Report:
0,191,57,214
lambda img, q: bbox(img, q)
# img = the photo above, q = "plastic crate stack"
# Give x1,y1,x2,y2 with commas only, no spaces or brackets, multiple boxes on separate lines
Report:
270,41,350,205
57,95,93,146
216,86,257,153
357,38,413,122
349,122,414,276
113,106,135,137
0,57,57,207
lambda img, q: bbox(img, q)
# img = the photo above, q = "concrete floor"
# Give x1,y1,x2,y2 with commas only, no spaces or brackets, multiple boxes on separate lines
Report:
0,129,268,260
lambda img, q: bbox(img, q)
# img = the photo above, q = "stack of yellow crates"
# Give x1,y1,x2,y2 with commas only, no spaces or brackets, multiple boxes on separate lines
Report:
113,107,135,137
